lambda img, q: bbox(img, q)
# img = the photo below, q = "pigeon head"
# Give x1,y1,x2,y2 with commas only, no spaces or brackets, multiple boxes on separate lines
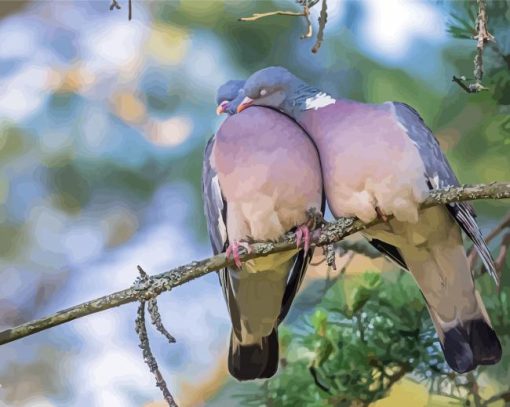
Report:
237,67,333,117
216,80,246,115
237,67,298,113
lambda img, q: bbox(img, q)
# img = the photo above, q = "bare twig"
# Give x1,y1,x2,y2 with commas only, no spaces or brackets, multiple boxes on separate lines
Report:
0,182,509,346
301,6,313,39
473,0,494,83
495,233,510,272
239,2,320,46
311,0,327,53
137,266,176,344
147,299,176,344
109,0,132,20
466,372,482,407
452,75,487,93
339,251,355,275
482,390,510,406
453,0,494,93
325,244,337,270
239,10,306,22
135,299,177,407
468,210,510,271
109,0,121,11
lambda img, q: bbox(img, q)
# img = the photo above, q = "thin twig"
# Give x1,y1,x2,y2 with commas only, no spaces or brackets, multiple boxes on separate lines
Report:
0,182,509,346
128,0,132,20
239,4,315,43
482,390,510,406
466,372,482,407
109,0,121,11
468,210,510,270
301,6,313,39
325,244,337,270
239,10,305,22
452,75,486,93
339,251,355,275
135,300,177,407
473,0,494,83
495,233,510,272
147,299,176,344
311,0,327,53
137,266,176,344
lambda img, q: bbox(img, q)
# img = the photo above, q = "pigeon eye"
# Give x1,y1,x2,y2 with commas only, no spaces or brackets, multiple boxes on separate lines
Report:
260,89,267,97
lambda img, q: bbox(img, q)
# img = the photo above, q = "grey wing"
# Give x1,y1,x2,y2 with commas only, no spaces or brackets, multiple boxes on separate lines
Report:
202,135,227,255
202,135,232,308
392,102,497,283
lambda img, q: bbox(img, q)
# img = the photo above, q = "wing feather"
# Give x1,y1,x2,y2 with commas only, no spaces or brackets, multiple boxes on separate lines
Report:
391,102,497,284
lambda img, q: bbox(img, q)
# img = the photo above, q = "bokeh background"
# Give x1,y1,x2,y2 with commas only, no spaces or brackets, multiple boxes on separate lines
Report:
0,1,509,406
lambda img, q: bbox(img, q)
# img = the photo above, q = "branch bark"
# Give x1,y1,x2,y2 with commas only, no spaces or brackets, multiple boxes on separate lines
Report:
0,182,509,346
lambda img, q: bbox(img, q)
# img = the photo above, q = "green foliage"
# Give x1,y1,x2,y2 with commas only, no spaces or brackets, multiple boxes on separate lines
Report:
237,271,449,406
237,268,510,406
446,0,510,105
446,2,476,40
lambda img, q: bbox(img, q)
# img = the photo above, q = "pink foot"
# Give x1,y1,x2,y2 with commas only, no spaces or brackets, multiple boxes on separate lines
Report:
295,225,311,253
375,206,389,223
225,241,252,268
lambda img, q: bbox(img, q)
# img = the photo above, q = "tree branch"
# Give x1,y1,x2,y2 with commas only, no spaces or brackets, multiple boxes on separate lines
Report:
0,182,509,346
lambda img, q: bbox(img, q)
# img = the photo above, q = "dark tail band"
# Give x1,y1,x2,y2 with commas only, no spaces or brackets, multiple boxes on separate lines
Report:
228,329,279,381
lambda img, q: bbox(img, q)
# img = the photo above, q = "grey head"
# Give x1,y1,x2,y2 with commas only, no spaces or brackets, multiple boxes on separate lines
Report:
238,66,327,117
216,80,246,115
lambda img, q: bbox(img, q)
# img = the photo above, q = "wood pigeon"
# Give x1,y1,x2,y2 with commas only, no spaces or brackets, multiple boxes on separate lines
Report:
202,80,324,380
237,66,502,373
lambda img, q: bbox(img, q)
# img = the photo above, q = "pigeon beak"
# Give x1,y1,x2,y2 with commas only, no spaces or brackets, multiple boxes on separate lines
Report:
237,97,254,113
216,101,228,115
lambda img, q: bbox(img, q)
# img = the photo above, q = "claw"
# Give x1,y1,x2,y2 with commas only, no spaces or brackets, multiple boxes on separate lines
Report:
296,225,311,253
225,241,252,268
375,206,389,223
296,228,303,250
232,245,242,268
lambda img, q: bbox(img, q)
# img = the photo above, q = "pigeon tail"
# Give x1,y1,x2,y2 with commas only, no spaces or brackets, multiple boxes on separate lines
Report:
228,329,279,381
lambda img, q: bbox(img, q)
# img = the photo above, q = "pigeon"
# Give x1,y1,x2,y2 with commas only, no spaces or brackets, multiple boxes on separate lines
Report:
202,80,324,380
237,66,501,373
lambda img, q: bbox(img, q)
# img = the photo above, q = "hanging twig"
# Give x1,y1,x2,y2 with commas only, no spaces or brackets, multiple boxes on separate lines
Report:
453,0,494,93
135,267,177,407
311,0,327,53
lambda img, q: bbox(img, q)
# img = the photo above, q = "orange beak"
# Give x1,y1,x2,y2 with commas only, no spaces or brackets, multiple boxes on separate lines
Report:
216,101,228,115
236,96,254,113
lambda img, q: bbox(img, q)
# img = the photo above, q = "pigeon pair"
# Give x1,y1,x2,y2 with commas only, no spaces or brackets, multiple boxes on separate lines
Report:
203,67,501,380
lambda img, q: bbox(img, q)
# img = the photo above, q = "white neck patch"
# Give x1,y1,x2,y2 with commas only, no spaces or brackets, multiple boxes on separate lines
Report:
304,92,336,110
